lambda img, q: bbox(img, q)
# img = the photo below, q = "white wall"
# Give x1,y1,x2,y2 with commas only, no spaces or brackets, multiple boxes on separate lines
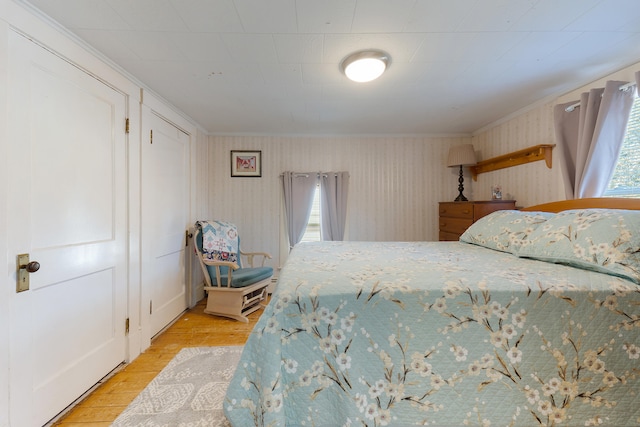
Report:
208,135,471,269
472,100,564,208
191,128,209,304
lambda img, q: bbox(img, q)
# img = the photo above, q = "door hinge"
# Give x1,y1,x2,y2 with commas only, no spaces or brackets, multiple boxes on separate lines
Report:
125,317,130,334
125,118,130,134
150,300,153,314
150,129,153,144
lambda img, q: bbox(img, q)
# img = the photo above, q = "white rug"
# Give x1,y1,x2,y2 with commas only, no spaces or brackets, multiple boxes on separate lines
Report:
111,346,243,427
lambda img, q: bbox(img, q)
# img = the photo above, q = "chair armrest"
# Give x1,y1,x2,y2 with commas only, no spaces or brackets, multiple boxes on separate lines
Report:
240,250,272,267
200,259,240,288
201,259,240,270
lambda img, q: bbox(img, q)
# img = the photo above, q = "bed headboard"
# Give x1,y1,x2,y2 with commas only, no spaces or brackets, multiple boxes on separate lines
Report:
522,197,640,213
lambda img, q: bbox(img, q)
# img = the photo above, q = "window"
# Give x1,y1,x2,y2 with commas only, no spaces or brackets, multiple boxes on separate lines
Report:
300,185,321,242
605,94,640,198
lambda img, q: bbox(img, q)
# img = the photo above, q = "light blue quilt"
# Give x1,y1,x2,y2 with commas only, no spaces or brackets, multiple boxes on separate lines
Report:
224,241,640,426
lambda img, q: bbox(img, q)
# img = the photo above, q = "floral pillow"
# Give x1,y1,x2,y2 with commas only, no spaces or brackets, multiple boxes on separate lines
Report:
460,210,554,253
514,209,640,284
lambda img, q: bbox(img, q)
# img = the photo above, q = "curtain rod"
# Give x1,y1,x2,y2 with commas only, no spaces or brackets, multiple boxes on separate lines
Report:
564,81,637,112
279,172,348,177
279,172,315,177
619,81,637,92
565,102,581,112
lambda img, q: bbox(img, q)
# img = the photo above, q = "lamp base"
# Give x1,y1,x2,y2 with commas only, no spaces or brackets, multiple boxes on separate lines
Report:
453,165,468,202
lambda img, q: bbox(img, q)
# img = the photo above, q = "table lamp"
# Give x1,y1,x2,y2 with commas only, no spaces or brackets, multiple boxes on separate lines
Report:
447,144,477,202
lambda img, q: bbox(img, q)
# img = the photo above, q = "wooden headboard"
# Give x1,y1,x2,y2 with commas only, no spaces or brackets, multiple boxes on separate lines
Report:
522,198,640,213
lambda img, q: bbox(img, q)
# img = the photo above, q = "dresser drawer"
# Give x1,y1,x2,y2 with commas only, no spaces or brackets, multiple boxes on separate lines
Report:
438,200,516,241
439,217,473,235
438,203,473,219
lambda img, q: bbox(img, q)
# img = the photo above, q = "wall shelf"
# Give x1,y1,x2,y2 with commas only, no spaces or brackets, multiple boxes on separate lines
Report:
470,144,555,181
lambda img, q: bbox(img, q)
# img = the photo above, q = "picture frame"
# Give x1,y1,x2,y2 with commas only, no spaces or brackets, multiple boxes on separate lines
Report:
230,150,262,177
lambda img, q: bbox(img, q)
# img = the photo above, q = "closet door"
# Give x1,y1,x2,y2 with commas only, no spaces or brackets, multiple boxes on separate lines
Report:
6,32,128,426
142,109,191,337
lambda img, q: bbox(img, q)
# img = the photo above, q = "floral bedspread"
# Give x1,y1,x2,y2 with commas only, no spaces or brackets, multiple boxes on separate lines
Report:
224,241,640,426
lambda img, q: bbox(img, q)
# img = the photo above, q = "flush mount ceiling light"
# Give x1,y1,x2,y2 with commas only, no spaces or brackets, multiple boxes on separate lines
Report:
340,50,390,83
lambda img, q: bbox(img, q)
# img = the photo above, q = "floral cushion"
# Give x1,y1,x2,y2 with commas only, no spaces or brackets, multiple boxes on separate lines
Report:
460,210,554,253
514,209,640,284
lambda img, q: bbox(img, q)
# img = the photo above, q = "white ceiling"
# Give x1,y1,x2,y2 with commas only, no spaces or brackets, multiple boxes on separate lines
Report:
20,0,640,136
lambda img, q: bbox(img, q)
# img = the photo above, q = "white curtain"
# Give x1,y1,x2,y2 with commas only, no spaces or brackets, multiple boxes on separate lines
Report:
637,71,640,96
320,172,350,241
554,80,635,199
282,172,317,248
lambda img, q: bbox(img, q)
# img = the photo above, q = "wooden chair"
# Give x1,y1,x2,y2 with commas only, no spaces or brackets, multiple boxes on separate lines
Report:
194,220,273,322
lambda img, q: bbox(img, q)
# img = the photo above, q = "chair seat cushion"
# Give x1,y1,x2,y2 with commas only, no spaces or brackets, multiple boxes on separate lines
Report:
206,266,273,288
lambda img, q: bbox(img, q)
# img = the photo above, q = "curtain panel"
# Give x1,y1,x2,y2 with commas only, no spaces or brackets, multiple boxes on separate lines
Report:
282,172,317,248
320,172,350,241
554,80,635,199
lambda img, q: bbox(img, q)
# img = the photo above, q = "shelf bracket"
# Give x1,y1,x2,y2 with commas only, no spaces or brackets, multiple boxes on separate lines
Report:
470,144,555,181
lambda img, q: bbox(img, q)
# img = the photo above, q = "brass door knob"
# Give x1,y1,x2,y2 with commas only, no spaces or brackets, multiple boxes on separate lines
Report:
23,261,40,273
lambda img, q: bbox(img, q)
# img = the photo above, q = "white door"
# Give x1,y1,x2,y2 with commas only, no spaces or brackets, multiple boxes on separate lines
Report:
142,110,190,337
6,32,128,426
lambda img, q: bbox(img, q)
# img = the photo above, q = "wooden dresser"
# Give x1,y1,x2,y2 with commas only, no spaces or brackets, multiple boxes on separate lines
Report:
439,200,516,241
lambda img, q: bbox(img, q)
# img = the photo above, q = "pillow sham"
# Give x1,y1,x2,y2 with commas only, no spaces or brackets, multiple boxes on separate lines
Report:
460,210,554,253
515,209,640,284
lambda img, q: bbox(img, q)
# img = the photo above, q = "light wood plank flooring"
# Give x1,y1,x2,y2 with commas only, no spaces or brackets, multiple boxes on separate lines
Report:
50,298,263,426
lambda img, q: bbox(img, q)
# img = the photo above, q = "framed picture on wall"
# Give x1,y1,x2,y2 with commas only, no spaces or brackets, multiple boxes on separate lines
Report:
231,150,262,177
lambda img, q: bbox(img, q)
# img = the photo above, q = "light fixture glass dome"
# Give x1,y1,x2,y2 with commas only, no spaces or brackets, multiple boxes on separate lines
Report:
340,50,390,83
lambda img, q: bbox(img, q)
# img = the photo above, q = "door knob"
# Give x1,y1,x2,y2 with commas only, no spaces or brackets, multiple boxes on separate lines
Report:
24,261,40,273
16,254,39,293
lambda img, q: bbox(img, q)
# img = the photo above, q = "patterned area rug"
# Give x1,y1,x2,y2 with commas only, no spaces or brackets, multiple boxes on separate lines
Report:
111,346,243,427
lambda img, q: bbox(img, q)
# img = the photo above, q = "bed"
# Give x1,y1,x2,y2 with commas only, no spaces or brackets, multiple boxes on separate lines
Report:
224,198,640,426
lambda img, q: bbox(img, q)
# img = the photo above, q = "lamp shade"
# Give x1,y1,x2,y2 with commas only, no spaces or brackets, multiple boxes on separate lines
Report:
447,144,477,167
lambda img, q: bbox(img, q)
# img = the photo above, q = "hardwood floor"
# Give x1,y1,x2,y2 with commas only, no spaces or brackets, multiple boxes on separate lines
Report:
50,298,263,426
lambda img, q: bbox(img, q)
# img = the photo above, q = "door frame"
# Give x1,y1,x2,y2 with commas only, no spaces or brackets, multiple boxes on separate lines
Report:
0,15,10,427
